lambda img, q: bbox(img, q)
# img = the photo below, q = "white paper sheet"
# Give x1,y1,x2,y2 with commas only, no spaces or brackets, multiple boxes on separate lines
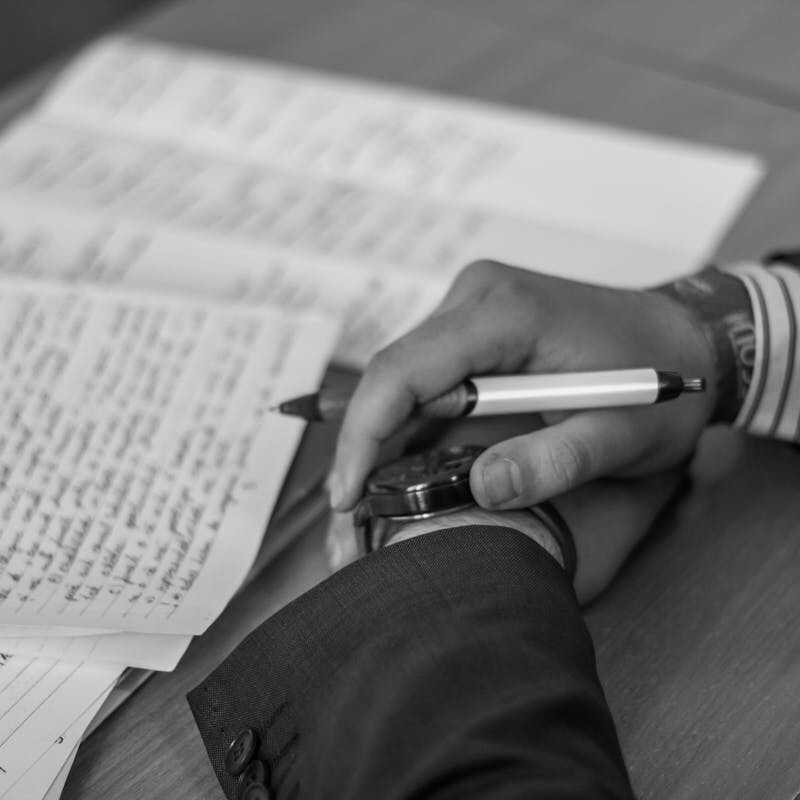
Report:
40,36,762,276
3,679,111,800
0,196,444,367
0,279,336,634
38,668,151,800
0,626,118,638
0,631,191,671
41,744,77,800
0,654,120,797
0,114,708,292
42,744,77,800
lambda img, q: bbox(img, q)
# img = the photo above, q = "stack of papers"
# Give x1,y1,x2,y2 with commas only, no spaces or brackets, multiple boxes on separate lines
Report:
0,35,761,798
0,280,334,798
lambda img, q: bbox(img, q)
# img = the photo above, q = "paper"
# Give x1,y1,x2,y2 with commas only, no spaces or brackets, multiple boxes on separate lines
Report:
0,116,497,279
84,667,151,738
38,668,151,800
39,36,762,282
0,654,120,797
0,626,118,638
0,196,444,367
3,679,111,800
0,114,719,293
42,744,77,800
0,279,336,634
0,631,191,671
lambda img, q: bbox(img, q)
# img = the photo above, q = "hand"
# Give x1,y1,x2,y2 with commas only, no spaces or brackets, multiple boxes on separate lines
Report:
329,261,715,512
556,469,684,604
385,467,686,605
328,467,685,606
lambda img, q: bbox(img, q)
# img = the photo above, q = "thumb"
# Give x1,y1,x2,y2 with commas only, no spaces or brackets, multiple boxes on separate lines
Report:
470,413,645,509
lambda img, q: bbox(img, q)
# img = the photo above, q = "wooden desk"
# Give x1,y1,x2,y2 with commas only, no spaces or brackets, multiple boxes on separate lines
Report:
2,0,797,797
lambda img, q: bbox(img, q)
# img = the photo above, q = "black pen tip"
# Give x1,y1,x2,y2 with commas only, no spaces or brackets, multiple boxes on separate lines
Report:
272,392,323,421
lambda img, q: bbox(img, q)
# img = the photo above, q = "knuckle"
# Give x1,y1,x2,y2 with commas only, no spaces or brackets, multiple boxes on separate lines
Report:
360,339,415,402
367,345,394,375
451,261,545,321
490,278,521,305
483,266,534,303
458,259,503,286
366,337,410,378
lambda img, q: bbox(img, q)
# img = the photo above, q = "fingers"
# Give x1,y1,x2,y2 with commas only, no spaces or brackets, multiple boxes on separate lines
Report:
470,411,648,509
329,297,538,510
564,468,685,604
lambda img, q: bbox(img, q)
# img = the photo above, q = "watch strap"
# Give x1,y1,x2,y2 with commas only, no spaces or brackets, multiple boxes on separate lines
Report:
529,501,577,581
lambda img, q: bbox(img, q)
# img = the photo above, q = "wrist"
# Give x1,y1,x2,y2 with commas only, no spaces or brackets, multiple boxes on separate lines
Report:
386,507,566,569
653,266,754,423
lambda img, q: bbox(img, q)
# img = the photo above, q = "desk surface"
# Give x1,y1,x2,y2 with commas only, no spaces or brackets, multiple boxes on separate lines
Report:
2,1,798,798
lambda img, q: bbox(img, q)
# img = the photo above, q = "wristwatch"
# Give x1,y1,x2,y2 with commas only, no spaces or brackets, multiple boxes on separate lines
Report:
352,444,576,578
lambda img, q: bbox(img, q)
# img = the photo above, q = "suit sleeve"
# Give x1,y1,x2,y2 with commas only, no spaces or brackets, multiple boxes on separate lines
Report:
187,526,633,800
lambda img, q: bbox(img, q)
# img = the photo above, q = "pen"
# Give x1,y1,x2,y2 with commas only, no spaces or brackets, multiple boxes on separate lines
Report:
273,368,706,422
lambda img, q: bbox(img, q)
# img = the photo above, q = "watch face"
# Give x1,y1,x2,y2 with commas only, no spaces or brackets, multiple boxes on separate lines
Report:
367,444,485,494
355,444,485,542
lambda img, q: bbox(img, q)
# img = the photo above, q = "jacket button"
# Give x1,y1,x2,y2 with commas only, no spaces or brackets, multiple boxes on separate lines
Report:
237,760,268,799
240,783,272,800
225,728,259,776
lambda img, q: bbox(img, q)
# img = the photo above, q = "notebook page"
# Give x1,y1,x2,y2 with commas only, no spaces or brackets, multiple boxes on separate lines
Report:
0,115,702,289
0,279,336,634
42,744,78,800
0,654,120,795
0,626,117,638
39,36,762,261
38,669,151,799
0,116,492,280
0,194,443,367
0,631,191,671
0,450,335,671
0,672,112,800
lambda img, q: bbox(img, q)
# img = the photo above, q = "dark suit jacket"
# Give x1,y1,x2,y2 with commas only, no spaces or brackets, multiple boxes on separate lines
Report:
188,526,633,799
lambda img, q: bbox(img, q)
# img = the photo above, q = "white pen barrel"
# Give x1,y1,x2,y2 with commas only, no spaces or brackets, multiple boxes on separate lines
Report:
470,369,659,415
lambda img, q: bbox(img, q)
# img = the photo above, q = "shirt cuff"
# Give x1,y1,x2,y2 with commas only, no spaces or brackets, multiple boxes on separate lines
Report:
721,262,800,441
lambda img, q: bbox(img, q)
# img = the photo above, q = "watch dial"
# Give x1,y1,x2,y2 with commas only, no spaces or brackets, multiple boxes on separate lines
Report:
368,444,485,493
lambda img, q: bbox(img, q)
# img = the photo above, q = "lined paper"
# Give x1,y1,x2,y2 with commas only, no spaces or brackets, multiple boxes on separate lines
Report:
0,654,120,795
0,631,191,671
41,36,762,271
0,197,444,367
0,279,336,634
2,679,110,800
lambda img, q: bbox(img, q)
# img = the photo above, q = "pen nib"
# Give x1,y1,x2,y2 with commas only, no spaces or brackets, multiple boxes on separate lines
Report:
270,392,325,421
682,377,706,393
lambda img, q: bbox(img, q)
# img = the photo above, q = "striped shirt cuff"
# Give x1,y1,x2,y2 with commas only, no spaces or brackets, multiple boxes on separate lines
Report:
722,262,800,441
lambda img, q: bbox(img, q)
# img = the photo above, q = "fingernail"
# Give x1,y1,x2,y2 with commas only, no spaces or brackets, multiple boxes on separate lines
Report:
328,473,343,509
481,458,522,506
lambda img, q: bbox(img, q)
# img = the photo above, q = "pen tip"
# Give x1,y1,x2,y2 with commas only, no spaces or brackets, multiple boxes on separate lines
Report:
682,377,706,393
271,392,324,421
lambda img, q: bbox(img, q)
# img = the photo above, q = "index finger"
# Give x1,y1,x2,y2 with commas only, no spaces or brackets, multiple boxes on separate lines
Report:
329,301,535,510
